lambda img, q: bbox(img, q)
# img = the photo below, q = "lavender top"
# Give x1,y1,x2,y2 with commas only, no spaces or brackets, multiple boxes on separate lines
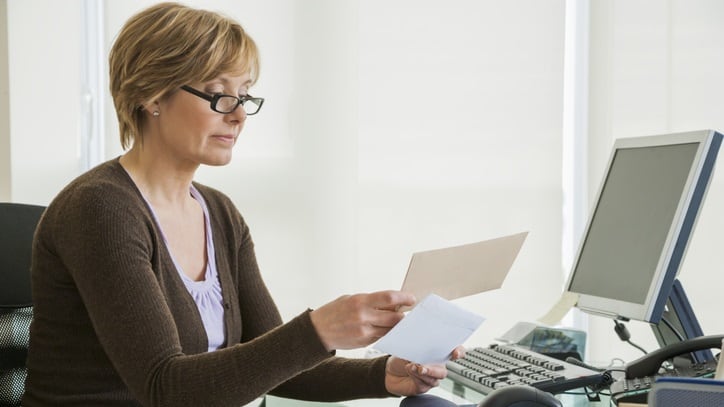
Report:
144,185,226,352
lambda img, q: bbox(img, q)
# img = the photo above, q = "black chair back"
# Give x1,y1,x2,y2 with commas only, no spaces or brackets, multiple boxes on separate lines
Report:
0,203,45,407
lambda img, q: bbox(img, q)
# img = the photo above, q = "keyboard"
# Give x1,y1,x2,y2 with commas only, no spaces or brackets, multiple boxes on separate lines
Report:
446,343,606,395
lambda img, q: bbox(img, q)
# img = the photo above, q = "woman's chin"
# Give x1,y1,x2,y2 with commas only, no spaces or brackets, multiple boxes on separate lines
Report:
203,153,233,167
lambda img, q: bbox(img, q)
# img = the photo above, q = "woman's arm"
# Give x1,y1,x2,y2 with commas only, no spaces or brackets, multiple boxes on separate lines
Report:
50,183,333,407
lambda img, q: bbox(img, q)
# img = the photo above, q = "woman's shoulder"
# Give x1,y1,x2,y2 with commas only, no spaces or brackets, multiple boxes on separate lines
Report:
37,158,152,248
48,158,145,216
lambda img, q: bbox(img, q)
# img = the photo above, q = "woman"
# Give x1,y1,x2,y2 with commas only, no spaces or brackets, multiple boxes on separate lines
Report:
23,3,459,406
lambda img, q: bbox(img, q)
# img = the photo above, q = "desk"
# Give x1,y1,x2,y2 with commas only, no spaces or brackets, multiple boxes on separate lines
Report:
264,384,471,407
263,378,615,407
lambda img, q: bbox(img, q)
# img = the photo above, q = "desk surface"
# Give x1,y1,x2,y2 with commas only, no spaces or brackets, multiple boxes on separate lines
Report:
263,378,614,407
264,384,471,407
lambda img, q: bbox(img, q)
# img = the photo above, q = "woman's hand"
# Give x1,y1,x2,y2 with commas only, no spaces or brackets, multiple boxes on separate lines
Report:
309,290,416,351
384,347,466,396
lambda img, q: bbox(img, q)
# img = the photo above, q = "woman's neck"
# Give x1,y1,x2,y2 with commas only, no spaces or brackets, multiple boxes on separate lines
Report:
119,146,198,208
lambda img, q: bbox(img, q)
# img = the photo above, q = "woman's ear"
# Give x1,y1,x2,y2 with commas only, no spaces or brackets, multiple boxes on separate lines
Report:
140,100,161,117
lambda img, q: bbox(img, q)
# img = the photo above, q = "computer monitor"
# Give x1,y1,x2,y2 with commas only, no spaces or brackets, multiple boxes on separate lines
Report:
564,130,722,351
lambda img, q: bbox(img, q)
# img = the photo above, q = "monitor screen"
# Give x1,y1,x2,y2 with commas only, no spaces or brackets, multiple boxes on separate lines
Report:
565,130,722,323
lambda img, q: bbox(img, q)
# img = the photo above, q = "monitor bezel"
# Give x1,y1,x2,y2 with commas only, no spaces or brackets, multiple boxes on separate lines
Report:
564,129,721,323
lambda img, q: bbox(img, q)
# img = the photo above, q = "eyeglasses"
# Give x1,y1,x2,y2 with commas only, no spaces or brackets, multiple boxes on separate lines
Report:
180,85,264,115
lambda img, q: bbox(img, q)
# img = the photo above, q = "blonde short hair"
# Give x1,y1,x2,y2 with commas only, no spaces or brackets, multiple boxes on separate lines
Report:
109,2,259,149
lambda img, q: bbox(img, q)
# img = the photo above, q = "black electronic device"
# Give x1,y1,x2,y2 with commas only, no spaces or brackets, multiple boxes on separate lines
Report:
507,323,586,362
399,394,461,407
398,386,562,407
609,334,723,404
477,385,562,407
564,130,722,359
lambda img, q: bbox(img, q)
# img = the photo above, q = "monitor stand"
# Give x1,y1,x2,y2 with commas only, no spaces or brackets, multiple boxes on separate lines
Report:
651,279,714,364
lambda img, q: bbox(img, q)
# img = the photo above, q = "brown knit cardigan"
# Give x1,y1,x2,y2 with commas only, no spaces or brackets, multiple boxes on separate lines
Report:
23,158,390,407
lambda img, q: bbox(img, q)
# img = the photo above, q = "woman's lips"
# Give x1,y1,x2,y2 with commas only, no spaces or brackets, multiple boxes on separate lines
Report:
212,135,235,144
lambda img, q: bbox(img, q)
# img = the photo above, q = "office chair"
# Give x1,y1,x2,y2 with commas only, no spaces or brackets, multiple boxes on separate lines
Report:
0,202,45,407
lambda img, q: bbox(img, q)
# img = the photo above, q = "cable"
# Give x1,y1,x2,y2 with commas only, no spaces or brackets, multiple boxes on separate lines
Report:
562,389,612,396
613,319,648,355
613,319,630,341
564,356,615,395
626,339,648,355
608,357,626,368
565,356,607,372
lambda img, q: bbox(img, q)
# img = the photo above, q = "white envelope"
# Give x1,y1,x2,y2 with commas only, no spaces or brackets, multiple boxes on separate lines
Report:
401,231,528,304
372,294,485,365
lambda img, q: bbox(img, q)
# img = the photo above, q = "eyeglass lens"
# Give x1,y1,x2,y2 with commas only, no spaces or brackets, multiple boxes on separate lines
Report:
215,96,261,115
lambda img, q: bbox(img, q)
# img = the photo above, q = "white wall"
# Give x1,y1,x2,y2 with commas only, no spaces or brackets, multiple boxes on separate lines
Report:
6,0,83,204
8,0,723,368
354,0,565,348
586,0,724,364
0,0,9,201
85,0,568,352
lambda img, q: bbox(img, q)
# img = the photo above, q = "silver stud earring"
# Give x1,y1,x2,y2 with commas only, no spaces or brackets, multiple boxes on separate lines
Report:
152,111,160,117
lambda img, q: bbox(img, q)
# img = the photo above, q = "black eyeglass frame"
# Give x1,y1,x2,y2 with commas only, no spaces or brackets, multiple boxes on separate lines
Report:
180,85,264,115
